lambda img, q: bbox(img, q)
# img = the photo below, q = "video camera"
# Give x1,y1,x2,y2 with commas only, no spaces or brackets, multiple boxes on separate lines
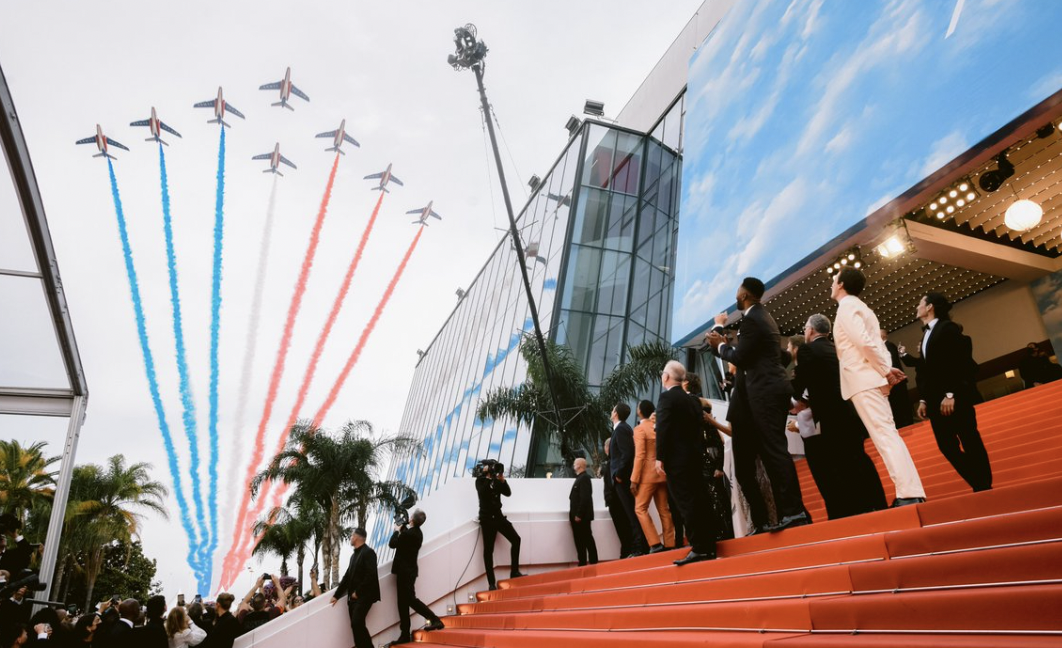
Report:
393,494,418,527
0,513,21,535
0,569,47,597
472,458,504,479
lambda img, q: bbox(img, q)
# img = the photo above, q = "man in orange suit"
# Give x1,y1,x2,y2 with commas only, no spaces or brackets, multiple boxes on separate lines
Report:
831,267,926,507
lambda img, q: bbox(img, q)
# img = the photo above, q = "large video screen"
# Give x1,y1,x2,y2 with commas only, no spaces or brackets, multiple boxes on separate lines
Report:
674,0,1062,342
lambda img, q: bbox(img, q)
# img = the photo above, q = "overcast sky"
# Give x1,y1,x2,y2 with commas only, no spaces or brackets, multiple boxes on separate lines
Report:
0,0,704,598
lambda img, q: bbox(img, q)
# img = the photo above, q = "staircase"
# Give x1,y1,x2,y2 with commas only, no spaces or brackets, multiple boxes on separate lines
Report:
413,381,1062,647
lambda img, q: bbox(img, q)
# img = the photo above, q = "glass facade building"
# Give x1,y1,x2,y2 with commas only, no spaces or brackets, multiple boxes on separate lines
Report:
371,98,686,548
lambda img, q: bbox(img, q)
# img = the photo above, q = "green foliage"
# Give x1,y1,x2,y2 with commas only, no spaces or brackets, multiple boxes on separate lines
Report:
0,439,59,529
65,540,161,607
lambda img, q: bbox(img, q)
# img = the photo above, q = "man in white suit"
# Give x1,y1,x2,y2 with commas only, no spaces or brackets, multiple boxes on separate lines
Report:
831,267,926,507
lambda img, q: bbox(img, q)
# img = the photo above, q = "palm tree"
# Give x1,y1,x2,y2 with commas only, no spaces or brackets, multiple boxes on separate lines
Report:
60,456,168,608
252,421,419,587
250,497,322,591
477,337,675,472
0,440,59,526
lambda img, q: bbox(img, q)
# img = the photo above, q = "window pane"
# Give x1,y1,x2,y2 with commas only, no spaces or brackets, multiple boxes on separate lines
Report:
0,143,38,273
0,275,68,389
582,126,618,189
611,132,642,196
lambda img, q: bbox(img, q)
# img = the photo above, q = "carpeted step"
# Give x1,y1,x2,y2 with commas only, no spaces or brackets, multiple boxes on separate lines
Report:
417,628,803,648
764,632,1062,647
884,506,1062,558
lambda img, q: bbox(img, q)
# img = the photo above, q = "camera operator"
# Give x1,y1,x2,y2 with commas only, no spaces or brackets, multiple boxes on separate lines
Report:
0,516,33,576
0,576,31,636
387,509,444,644
475,460,525,591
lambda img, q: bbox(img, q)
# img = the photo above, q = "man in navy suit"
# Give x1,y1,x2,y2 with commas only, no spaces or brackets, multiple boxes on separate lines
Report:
609,403,648,556
901,293,992,492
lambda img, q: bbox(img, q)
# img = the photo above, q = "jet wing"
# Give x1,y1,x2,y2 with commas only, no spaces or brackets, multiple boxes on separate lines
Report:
316,130,338,139
259,81,282,90
290,85,310,102
193,100,216,109
130,119,151,127
226,104,246,119
390,175,404,186
279,155,297,170
159,122,183,138
75,136,96,145
405,208,424,215
430,210,442,220
106,138,130,151
364,172,384,180
251,153,272,160
342,133,360,147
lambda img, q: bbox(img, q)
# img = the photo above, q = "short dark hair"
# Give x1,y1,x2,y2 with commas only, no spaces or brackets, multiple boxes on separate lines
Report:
411,509,426,527
836,267,866,296
637,400,655,419
614,402,631,422
216,593,235,611
924,292,952,319
353,527,368,539
146,594,167,619
741,277,765,300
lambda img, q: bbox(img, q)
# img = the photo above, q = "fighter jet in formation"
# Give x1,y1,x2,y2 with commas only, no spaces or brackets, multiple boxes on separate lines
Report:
252,143,297,176
130,107,182,145
364,163,404,192
260,67,310,111
193,87,245,128
75,124,129,160
406,201,442,226
316,119,360,154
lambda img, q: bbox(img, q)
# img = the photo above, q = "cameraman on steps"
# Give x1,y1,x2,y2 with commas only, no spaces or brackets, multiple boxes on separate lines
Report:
475,460,525,591
388,509,444,645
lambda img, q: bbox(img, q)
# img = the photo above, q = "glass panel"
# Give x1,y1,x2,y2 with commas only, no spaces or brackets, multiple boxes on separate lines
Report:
562,245,602,313
573,188,610,247
597,251,630,315
611,132,642,196
581,126,618,190
0,144,39,273
0,275,68,388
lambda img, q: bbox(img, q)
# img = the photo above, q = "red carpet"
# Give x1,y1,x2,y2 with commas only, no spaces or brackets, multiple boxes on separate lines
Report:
415,382,1062,647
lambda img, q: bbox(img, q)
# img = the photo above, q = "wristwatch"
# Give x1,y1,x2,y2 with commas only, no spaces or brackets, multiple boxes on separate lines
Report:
945,392,954,399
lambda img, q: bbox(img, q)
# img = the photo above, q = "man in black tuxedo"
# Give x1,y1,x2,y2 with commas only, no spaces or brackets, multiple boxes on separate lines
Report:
705,277,808,532
901,293,992,492
476,463,525,590
601,439,633,558
0,516,33,575
568,457,598,566
104,599,141,648
608,404,648,557
205,593,242,648
793,315,887,518
389,509,444,644
331,528,380,648
655,360,718,565
881,329,914,428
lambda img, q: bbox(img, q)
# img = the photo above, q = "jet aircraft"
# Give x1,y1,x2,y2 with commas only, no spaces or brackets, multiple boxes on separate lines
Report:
260,67,310,110
406,201,442,226
75,124,129,160
252,143,297,176
193,87,245,127
130,107,182,145
316,119,360,154
364,163,404,192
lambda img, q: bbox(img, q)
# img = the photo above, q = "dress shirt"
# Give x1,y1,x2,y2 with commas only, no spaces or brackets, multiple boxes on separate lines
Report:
921,318,938,358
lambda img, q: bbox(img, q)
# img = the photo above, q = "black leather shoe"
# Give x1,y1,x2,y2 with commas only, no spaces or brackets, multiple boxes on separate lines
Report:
423,620,445,632
624,551,646,558
745,524,769,536
769,512,811,532
649,544,666,554
510,571,527,579
891,497,925,508
673,549,716,566
488,583,498,591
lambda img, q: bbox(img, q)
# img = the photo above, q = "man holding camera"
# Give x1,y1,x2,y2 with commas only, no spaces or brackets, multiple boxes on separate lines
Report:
475,460,525,591
331,528,380,648
388,509,444,644
0,515,33,576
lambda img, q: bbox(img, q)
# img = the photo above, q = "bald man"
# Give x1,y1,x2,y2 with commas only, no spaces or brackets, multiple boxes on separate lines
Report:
568,457,598,566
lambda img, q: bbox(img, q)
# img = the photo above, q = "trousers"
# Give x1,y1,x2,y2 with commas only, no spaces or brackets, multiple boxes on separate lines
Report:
346,597,375,648
396,571,439,640
633,481,675,547
850,388,925,499
569,517,598,566
481,516,521,586
928,398,992,491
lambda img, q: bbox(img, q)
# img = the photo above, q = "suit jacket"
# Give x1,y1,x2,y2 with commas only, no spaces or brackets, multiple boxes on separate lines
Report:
608,421,636,483
389,525,423,577
601,461,616,507
204,611,243,648
334,544,380,603
901,319,978,404
711,303,791,424
106,620,135,648
833,295,893,400
568,472,594,521
130,623,167,648
655,386,706,471
792,337,866,434
0,537,33,574
631,419,665,484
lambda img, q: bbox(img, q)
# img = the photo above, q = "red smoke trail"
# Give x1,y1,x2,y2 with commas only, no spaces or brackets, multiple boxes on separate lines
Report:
221,152,340,588
235,191,387,556
314,226,425,426
229,223,424,582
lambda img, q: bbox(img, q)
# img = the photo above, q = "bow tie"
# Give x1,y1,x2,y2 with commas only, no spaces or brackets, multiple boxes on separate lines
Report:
921,324,930,332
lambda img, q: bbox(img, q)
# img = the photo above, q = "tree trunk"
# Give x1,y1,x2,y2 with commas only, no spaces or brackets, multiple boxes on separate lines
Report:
329,498,341,587
296,543,305,596
320,524,332,590
84,547,104,612
280,555,289,577
51,553,68,602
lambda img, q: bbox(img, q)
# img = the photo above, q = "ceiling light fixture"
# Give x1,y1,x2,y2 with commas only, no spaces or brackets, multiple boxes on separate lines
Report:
1004,198,1043,232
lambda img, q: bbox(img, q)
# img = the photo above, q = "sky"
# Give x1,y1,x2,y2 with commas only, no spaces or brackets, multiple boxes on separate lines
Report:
674,0,1062,340
0,0,704,597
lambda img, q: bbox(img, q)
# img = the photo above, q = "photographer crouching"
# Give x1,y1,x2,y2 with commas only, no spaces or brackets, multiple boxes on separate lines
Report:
388,509,444,645
474,459,525,591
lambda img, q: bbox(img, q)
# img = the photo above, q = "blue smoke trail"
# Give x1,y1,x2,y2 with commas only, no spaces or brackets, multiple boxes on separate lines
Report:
158,144,209,582
205,127,226,590
106,160,202,579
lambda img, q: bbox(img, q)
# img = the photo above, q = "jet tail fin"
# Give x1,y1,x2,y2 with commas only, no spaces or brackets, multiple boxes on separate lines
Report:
326,146,345,155
271,101,296,111
93,152,117,160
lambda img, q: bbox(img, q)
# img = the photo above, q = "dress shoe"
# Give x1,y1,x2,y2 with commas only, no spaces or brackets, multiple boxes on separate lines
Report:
423,620,445,632
745,524,769,536
624,551,646,558
510,571,527,579
488,583,498,591
891,497,925,508
769,512,811,532
649,544,666,554
673,549,716,566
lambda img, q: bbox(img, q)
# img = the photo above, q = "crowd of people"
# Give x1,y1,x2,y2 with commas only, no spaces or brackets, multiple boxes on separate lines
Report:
0,568,322,648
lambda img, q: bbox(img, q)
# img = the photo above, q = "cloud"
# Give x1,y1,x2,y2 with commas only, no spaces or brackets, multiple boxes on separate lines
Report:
918,130,969,178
